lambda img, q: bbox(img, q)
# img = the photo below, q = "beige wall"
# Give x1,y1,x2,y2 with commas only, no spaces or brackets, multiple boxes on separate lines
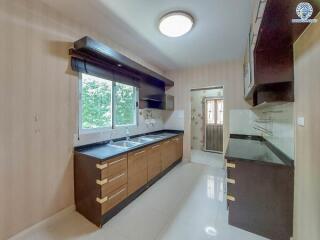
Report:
165,61,250,161
293,13,320,240
0,1,163,239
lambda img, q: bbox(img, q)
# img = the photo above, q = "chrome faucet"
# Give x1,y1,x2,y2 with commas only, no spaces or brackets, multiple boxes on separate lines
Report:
125,127,130,141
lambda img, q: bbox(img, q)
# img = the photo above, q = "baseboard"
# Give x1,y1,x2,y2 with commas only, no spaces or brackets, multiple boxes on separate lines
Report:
8,205,75,240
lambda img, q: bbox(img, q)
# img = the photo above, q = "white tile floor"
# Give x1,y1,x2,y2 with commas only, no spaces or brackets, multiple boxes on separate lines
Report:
191,149,224,168
10,155,268,240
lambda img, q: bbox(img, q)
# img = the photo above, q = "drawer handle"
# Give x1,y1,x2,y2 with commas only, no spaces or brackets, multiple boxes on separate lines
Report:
96,196,108,204
96,172,126,185
109,157,126,166
152,145,161,149
226,163,236,168
226,178,236,184
109,187,126,200
108,172,126,183
164,141,170,144
96,163,108,170
227,195,236,202
96,178,109,185
134,150,145,156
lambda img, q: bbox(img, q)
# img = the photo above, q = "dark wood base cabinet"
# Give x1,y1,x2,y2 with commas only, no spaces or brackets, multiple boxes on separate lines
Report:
74,135,183,227
226,159,294,240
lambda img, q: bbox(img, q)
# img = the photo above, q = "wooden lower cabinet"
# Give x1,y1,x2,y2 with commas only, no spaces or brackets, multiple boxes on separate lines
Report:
74,153,128,226
173,135,183,161
147,143,162,181
100,184,128,215
226,159,294,240
161,140,171,170
74,134,183,227
128,148,148,195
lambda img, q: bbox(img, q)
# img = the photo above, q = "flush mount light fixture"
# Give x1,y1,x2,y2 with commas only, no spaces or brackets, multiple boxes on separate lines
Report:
159,11,194,37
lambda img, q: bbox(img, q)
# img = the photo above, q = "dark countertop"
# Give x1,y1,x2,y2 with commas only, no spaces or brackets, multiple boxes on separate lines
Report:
74,130,184,161
225,134,294,167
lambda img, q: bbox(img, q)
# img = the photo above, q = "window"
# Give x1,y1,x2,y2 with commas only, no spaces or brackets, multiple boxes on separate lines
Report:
115,82,137,126
80,73,138,132
206,99,223,125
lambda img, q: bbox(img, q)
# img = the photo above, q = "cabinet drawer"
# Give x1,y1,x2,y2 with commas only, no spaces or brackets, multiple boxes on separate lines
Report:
98,184,127,215
98,171,128,198
128,168,147,195
96,154,127,179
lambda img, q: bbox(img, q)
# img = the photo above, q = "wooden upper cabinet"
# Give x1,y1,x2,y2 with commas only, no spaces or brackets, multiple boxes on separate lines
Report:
254,47,294,85
147,143,162,181
128,148,148,195
244,0,320,106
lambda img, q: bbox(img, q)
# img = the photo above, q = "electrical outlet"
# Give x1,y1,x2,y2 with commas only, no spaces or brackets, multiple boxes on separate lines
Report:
297,117,305,127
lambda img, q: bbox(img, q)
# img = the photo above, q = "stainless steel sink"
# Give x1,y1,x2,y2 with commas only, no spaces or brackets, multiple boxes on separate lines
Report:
131,137,154,143
144,135,166,140
155,133,177,138
108,140,141,149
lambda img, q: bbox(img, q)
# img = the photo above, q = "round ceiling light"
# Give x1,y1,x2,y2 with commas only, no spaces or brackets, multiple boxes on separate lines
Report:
159,11,194,38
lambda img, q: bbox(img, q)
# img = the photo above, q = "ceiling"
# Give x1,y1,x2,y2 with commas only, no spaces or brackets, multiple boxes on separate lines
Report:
41,0,254,71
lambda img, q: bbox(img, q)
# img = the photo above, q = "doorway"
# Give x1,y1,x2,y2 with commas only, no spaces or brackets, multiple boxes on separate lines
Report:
204,97,224,152
190,87,224,167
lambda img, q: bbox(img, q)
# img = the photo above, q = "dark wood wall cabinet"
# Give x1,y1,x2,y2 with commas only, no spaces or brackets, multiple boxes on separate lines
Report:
245,0,320,106
69,36,174,110
74,135,183,227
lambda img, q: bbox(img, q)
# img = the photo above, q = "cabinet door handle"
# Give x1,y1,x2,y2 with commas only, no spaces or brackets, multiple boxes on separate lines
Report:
96,163,108,170
108,173,126,183
227,195,236,202
134,150,145,156
152,145,161,149
96,196,108,204
226,162,236,168
226,178,236,184
109,157,126,166
109,187,126,200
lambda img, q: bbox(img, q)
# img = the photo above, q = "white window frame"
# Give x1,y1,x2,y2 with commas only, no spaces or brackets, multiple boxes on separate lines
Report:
79,73,139,134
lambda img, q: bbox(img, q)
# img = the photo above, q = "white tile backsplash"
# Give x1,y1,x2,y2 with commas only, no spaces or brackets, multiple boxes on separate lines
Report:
230,109,258,135
254,103,294,159
74,109,165,146
230,103,294,159
164,110,185,130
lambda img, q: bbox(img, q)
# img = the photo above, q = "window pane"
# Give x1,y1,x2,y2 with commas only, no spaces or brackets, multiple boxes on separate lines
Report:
216,99,224,125
115,82,136,126
81,74,112,129
207,100,215,124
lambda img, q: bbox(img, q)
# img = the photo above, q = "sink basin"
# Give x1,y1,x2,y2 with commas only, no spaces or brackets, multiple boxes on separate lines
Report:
155,133,177,137
144,135,166,140
131,137,154,143
108,140,141,149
